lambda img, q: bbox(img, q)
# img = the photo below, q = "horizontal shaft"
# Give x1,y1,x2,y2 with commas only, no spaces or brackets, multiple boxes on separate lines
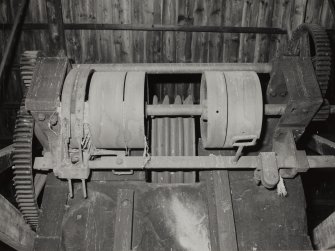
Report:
87,155,335,170
146,104,287,116
74,63,273,73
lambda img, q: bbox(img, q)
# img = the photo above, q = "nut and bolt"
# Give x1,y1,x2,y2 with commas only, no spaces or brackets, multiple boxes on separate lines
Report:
71,155,80,164
38,113,46,121
269,91,277,97
280,91,288,97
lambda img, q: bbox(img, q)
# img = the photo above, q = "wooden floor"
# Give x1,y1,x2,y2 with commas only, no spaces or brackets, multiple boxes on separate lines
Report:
35,171,312,251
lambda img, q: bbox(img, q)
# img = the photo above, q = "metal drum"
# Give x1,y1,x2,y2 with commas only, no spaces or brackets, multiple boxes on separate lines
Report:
200,71,263,148
88,71,146,149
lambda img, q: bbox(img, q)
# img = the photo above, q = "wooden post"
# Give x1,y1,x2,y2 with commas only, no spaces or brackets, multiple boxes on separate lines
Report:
46,0,66,56
0,0,30,93
0,144,13,174
0,194,36,251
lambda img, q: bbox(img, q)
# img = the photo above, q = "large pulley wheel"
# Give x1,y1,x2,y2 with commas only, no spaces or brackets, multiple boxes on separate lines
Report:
288,23,332,121
12,51,41,230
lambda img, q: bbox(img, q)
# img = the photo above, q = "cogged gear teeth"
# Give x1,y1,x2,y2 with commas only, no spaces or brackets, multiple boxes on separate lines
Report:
12,51,40,230
288,24,332,121
13,102,39,229
288,23,331,97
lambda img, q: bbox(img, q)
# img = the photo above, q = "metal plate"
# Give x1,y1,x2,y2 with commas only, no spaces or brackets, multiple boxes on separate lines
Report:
88,72,126,148
123,72,145,148
224,71,263,148
200,71,228,148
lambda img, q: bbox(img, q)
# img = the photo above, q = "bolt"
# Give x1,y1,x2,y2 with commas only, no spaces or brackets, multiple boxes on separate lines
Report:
71,154,79,164
38,113,46,121
280,91,287,97
50,114,58,126
122,199,129,207
116,157,123,165
269,91,277,97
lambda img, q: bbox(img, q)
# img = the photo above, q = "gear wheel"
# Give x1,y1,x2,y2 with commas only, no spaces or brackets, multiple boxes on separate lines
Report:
12,51,41,230
288,24,332,121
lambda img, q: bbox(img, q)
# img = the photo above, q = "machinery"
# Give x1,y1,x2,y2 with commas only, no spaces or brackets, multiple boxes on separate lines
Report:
12,23,335,248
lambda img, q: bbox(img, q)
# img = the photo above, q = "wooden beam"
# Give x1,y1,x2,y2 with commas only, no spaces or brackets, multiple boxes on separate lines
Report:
63,23,287,34
0,144,13,174
46,0,66,56
113,189,134,251
0,0,30,93
328,0,335,20
0,194,36,251
313,211,335,249
213,171,238,251
307,134,335,155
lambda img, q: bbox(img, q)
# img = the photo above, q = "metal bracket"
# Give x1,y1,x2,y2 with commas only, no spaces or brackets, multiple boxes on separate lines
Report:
258,152,279,189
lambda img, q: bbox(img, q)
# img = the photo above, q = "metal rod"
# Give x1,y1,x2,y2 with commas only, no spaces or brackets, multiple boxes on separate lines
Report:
147,104,203,116
74,63,273,73
146,104,287,116
264,104,287,116
88,155,335,170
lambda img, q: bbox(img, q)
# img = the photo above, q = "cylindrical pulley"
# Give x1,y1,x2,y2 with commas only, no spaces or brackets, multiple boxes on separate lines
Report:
200,71,263,148
88,71,146,149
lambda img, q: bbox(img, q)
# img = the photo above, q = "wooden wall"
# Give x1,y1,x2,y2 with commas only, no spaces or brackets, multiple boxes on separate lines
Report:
0,0,334,142
1,0,334,64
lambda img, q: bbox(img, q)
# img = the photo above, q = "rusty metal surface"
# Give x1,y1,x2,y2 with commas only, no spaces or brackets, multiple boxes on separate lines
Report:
26,57,70,111
269,57,324,178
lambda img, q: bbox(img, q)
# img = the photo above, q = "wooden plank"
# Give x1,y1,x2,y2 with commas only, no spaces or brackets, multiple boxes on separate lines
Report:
313,211,335,249
46,0,66,56
113,189,134,251
143,0,155,63
254,0,274,63
269,0,292,59
307,134,335,155
291,0,307,31
304,0,323,24
132,0,144,63
0,194,35,251
208,0,223,62
0,22,290,34
238,0,249,62
191,0,208,63
0,144,13,174
35,175,68,250
213,171,238,251
162,0,176,63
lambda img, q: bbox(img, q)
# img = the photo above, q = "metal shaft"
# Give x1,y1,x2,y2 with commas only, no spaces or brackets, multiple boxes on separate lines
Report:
146,103,287,117
74,63,273,73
